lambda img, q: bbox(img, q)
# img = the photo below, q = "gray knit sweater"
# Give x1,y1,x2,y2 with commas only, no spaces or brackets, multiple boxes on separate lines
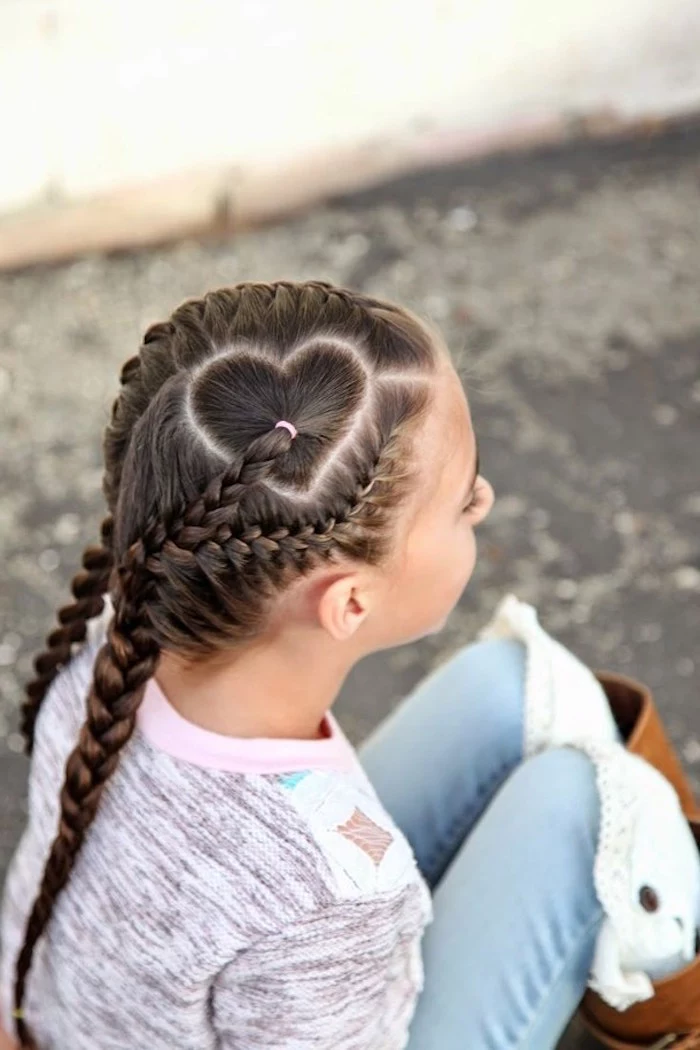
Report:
0,634,432,1049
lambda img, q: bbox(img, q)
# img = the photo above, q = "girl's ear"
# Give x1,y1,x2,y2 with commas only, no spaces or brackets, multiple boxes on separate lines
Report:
317,572,373,641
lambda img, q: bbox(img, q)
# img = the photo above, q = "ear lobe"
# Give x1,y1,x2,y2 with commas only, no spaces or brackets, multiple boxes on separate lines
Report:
318,574,370,641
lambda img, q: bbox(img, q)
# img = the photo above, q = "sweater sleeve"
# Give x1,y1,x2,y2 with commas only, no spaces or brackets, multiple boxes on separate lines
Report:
211,891,426,1050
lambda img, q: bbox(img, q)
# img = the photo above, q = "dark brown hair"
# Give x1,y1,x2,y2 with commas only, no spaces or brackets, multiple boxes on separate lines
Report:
15,280,437,1045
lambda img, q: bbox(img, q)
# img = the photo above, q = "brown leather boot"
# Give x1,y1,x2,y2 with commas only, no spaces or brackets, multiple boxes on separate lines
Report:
597,672,697,819
579,673,700,1049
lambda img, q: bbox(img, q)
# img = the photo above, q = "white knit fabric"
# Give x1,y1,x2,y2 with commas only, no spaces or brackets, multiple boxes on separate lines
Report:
480,593,618,754
0,635,432,1049
481,594,700,1010
585,742,700,1008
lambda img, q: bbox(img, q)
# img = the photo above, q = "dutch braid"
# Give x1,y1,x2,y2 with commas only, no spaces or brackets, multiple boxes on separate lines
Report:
15,281,437,1045
14,552,159,1049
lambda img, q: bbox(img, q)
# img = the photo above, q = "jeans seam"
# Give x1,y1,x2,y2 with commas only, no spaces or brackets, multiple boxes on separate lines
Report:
423,755,519,886
509,906,603,1050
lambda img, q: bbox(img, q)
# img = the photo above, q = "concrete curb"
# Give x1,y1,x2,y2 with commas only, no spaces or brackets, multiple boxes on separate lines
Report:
0,111,685,272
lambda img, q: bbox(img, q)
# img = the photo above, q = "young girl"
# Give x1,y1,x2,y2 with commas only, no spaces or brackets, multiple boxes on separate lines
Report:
0,281,603,1049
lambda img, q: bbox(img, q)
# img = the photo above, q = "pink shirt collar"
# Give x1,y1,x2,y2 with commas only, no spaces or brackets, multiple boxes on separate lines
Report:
137,677,357,775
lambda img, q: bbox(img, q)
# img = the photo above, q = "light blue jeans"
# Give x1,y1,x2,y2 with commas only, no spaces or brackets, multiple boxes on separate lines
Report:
360,639,603,1050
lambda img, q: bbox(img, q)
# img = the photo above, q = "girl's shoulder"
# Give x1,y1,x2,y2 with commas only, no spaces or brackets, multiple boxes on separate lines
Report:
272,764,424,904
76,740,425,949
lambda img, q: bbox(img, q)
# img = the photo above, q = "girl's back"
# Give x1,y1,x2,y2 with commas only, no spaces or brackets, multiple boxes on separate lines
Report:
1,629,430,1048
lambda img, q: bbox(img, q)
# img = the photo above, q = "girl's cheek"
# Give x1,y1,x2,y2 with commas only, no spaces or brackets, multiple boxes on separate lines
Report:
448,532,476,597
460,533,478,584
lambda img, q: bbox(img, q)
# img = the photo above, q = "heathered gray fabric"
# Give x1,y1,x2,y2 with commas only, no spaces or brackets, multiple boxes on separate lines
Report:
0,635,431,1049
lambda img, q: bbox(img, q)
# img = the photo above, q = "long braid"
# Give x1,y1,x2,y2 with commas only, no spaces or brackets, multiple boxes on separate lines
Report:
14,280,437,1046
21,515,115,754
14,551,160,1048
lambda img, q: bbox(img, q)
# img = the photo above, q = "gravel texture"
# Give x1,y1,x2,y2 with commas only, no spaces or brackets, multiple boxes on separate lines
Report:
1,126,700,1048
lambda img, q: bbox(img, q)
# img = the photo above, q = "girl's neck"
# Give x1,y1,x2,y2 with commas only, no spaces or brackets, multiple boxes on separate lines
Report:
154,628,354,742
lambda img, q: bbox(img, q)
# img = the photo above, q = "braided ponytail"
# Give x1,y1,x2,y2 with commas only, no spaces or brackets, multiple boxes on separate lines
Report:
14,548,160,1047
14,281,438,1045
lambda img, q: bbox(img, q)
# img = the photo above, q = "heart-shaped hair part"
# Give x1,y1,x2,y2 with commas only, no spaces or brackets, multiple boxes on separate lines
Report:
187,342,368,491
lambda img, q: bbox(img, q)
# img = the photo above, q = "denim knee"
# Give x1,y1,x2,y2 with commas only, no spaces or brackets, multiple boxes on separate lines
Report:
514,747,601,860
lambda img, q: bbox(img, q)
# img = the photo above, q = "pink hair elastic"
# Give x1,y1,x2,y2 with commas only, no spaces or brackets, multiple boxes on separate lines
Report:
275,420,298,439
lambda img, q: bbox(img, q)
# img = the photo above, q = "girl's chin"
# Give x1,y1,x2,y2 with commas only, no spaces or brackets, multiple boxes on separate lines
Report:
387,619,447,650
387,607,456,649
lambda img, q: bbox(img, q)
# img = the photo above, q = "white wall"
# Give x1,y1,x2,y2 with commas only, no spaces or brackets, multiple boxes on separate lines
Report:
2,0,700,264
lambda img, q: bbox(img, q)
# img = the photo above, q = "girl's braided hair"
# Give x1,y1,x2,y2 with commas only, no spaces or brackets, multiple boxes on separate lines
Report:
14,280,437,1046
